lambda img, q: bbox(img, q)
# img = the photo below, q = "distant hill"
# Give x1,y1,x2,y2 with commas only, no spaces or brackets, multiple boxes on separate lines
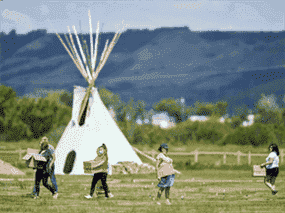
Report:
1,28,285,115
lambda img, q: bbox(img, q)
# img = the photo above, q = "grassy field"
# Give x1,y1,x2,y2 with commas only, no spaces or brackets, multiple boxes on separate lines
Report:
1,141,285,212
1,170,285,212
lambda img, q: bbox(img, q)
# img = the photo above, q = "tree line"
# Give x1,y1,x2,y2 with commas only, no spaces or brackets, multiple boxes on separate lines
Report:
1,84,285,147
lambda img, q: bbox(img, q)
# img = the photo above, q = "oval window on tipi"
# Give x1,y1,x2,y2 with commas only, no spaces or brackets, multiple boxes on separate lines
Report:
63,150,76,174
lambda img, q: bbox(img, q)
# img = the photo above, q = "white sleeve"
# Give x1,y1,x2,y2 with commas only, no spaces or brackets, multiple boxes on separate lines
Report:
268,152,277,158
160,154,172,163
156,153,163,161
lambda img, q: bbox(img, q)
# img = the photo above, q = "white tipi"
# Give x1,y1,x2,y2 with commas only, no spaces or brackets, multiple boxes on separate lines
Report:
54,11,142,175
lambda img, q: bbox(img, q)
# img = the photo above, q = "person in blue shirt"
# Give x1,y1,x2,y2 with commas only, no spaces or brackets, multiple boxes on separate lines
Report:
260,143,279,195
28,137,58,198
33,141,56,199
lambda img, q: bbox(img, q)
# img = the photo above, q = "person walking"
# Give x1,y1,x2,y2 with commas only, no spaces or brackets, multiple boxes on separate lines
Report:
33,141,57,199
85,144,114,199
260,143,279,195
155,143,175,205
28,136,58,198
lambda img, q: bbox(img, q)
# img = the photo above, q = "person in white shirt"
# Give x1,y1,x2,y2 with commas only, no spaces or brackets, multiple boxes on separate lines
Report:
260,143,279,195
155,143,175,205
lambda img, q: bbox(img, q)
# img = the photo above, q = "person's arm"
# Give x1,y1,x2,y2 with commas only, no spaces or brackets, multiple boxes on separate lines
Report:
49,153,56,169
156,154,162,180
92,160,105,169
91,156,106,169
261,158,274,168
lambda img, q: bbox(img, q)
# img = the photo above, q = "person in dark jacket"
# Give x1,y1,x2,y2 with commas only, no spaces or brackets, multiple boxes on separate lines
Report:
28,137,58,198
85,144,114,199
33,141,56,199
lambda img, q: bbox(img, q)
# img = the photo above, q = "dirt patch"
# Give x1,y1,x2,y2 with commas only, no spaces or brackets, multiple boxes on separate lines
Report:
0,160,25,175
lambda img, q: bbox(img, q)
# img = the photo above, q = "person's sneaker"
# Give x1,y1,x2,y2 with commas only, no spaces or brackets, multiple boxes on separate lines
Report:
85,195,93,199
33,195,40,199
53,193,59,199
272,190,278,195
156,201,161,205
166,199,171,205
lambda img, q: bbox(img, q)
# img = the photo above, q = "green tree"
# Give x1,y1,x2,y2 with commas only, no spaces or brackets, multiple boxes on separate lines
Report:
59,90,73,106
213,101,228,117
232,104,249,122
194,101,215,117
255,94,281,125
136,100,147,121
153,98,185,123
0,85,18,138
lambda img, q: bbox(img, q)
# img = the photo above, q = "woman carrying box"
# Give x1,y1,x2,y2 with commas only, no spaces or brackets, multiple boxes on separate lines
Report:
34,142,56,199
260,143,279,195
155,143,175,205
85,144,114,199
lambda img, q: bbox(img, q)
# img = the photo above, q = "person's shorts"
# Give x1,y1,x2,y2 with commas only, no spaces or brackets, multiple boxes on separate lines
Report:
157,174,175,188
265,167,279,182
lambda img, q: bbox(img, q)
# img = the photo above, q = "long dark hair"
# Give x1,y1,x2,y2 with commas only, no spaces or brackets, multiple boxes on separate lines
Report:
269,143,280,156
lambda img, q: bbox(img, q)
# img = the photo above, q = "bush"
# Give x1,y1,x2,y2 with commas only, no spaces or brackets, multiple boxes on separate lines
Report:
222,123,277,147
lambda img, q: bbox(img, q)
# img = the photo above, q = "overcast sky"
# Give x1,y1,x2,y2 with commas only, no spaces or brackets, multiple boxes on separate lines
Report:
1,0,284,34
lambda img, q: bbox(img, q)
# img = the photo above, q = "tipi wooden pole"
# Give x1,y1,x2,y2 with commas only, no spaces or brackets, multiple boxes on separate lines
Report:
78,83,94,124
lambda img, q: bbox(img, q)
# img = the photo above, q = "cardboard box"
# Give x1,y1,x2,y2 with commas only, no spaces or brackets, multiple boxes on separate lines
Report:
158,164,174,178
253,165,266,177
83,161,112,175
83,161,97,174
22,148,47,169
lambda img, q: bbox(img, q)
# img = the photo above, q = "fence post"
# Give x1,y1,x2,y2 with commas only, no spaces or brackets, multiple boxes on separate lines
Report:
248,151,251,165
237,151,241,165
194,150,198,163
19,148,22,160
223,154,226,164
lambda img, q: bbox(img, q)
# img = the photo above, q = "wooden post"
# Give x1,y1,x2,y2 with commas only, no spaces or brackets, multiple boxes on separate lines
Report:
237,151,241,165
194,150,198,163
248,151,251,165
223,154,226,164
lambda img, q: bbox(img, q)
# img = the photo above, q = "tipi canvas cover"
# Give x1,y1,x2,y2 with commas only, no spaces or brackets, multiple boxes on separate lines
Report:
53,11,142,175
54,86,142,175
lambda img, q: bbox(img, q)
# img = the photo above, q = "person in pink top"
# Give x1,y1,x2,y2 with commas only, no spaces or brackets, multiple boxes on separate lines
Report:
155,143,175,205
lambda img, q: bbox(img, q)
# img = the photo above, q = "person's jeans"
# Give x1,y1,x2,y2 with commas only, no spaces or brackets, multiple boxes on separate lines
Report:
33,164,58,193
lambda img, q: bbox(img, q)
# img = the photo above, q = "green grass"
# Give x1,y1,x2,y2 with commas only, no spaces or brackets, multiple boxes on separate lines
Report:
1,170,285,212
1,141,285,212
